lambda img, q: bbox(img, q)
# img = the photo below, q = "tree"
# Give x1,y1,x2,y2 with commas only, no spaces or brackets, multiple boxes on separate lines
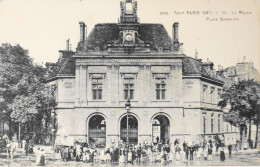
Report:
218,80,260,149
0,43,49,139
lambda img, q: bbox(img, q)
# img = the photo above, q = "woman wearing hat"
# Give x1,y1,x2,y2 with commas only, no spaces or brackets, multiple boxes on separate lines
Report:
93,148,99,163
99,146,105,163
220,146,225,161
105,148,111,163
85,149,91,163
119,147,124,163
39,149,46,166
35,147,41,165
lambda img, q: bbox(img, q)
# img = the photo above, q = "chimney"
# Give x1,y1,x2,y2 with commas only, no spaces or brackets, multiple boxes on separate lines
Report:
207,58,209,62
195,49,198,59
243,56,246,63
66,39,70,51
218,65,221,71
79,22,86,42
173,22,179,43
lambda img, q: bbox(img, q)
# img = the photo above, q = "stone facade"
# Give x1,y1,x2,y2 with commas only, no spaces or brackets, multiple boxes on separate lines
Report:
46,0,231,147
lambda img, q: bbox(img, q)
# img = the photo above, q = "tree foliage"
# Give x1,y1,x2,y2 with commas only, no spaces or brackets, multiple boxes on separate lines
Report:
0,43,49,126
218,80,260,126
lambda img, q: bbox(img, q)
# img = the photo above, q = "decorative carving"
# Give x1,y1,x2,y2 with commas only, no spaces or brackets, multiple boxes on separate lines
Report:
120,73,138,79
203,85,208,91
89,73,106,79
139,65,144,70
176,64,182,69
82,65,87,70
152,73,169,79
145,65,150,70
113,65,119,69
107,65,112,69
170,65,176,70
210,87,215,93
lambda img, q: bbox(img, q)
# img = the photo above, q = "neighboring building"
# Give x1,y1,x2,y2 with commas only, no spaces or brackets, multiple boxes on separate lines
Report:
46,0,232,147
217,56,260,148
217,56,260,82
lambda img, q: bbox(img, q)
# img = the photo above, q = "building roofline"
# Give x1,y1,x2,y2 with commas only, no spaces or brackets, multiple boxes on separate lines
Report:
45,75,75,82
183,74,225,86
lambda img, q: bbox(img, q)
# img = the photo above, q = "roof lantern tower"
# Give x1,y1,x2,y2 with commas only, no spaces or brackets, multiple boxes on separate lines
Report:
120,0,139,24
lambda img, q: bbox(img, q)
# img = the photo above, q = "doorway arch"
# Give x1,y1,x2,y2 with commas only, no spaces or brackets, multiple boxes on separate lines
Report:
88,114,106,148
120,114,138,145
152,114,170,144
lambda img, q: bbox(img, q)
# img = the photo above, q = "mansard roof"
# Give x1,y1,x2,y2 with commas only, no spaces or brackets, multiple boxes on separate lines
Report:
46,53,224,86
77,23,173,51
45,51,75,80
183,57,225,85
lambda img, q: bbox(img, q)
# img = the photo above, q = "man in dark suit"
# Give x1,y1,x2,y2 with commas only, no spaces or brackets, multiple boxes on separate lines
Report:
24,142,29,156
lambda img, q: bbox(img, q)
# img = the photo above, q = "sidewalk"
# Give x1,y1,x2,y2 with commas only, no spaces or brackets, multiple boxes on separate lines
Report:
236,148,260,154
0,146,259,167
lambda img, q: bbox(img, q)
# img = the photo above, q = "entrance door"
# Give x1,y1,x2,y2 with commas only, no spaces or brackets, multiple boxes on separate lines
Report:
120,115,138,145
152,115,170,144
88,115,106,147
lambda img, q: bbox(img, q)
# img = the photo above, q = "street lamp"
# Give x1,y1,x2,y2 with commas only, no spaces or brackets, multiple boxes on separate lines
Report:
51,108,56,150
202,110,207,149
2,110,6,135
125,99,131,146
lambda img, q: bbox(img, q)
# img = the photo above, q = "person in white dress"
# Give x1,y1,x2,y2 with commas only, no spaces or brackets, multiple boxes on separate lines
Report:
85,149,90,162
21,140,26,151
9,140,17,159
128,150,132,162
203,147,208,160
119,148,124,163
182,150,186,162
35,147,41,165
100,148,106,162
196,147,201,160
175,144,181,161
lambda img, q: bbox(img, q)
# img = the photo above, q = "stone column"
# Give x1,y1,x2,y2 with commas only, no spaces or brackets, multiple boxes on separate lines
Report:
80,66,87,100
75,66,80,101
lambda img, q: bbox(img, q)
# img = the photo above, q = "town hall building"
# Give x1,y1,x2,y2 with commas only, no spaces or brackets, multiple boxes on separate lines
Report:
46,0,235,147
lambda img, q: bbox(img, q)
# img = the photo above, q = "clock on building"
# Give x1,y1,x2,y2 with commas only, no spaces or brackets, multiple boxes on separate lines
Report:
125,33,133,41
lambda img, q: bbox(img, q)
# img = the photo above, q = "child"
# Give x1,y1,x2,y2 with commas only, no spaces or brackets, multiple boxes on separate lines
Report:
196,147,201,160
203,148,208,161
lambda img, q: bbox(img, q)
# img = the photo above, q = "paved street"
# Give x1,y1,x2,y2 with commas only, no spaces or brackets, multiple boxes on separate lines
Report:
0,146,259,167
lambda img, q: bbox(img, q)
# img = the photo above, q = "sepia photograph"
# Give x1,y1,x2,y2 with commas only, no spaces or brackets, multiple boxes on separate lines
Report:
0,0,260,166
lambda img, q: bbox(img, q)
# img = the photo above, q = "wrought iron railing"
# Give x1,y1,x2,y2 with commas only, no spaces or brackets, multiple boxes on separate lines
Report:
121,128,138,138
89,128,106,138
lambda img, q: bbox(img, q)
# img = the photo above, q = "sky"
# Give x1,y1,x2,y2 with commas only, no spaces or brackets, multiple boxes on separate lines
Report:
0,0,259,71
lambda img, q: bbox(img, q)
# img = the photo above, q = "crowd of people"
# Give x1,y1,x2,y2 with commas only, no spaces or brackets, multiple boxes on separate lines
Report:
55,139,230,164
0,133,236,166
